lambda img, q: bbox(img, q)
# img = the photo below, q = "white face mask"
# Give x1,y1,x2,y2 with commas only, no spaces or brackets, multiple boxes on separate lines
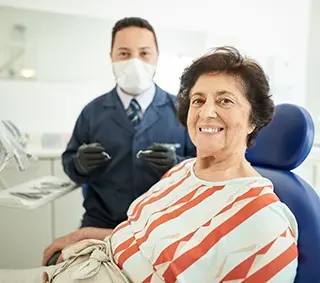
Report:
112,58,156,95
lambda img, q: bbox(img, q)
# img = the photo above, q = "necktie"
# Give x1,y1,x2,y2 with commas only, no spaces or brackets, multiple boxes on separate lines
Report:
127,99,142,126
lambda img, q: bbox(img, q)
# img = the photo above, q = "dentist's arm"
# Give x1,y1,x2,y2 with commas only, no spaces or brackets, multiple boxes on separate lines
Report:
62,110,110,184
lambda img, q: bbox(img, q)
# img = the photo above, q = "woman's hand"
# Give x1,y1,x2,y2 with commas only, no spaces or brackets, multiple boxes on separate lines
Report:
42,231,80,266
41,227,113,266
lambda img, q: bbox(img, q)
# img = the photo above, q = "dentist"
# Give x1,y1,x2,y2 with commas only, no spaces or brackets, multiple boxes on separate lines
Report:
43,17,195,265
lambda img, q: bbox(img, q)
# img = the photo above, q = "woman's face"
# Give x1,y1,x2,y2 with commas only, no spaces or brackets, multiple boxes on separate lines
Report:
187,73,254,159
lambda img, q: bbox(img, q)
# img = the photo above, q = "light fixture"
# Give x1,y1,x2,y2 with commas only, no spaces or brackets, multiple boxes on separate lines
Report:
20,68,36,79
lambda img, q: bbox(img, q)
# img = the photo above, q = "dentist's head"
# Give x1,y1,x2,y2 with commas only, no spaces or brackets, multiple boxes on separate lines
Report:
110,17,159,96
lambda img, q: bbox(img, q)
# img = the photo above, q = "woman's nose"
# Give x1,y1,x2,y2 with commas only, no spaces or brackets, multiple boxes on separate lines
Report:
199,101,217,119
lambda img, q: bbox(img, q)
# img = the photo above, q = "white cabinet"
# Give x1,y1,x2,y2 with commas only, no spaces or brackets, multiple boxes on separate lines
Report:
0,154,85,269
52,159,85,238
0,158,55,268
53,188,85,239
0,204,52,269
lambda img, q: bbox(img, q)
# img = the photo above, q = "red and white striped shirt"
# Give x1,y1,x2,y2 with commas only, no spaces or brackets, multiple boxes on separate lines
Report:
111,159,298,283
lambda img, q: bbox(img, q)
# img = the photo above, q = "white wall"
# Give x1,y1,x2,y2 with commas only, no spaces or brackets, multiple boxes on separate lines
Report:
0,0,310,33
0,8,113,83
0,80,109,132
306,0,320,142
204,0,310,107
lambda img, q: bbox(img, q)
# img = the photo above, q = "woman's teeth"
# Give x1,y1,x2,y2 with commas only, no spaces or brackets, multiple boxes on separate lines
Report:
199,128,223,133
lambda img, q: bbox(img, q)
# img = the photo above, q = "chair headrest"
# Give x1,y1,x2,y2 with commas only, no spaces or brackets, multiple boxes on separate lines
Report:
246,103,315,170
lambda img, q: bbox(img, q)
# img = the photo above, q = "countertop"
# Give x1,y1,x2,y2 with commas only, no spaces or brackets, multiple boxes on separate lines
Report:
26,146,64,159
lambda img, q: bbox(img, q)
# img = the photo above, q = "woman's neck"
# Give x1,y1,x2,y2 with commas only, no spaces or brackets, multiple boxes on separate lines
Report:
194,152,260,182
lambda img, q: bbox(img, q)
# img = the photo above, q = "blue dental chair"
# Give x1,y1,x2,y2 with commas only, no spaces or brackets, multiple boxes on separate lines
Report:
246,103,320,283
82,183,90,199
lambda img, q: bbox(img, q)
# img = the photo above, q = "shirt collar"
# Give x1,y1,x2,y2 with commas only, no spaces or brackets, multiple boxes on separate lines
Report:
116,84,156,113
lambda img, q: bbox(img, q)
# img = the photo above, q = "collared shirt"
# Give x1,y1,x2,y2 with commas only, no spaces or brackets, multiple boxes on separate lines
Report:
117,84,156,114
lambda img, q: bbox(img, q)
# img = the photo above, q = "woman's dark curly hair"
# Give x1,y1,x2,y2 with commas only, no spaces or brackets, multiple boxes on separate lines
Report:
177,46,274,147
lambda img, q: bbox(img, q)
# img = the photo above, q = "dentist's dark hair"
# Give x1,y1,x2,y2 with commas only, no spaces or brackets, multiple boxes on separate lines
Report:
177,46,274,147
111,17,159,52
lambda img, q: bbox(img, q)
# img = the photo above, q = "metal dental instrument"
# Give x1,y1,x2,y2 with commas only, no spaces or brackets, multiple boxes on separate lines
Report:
102,151,112,159
136,150,153,159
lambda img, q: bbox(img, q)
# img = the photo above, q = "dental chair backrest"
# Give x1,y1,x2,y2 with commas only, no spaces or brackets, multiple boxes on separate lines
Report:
246,103,320,283
82,183,90,199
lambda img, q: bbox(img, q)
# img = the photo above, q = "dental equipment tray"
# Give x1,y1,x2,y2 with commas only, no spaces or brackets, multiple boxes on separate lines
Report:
0,176,78,209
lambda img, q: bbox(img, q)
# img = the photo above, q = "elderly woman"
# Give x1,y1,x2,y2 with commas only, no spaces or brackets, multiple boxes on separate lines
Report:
0,47,298,282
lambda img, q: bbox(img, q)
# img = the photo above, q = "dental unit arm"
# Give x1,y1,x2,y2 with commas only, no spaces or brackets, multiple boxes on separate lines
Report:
0,120,37,173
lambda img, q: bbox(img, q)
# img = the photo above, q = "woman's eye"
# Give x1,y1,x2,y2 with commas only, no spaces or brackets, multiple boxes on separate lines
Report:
192,99,204,105
220,98,233,105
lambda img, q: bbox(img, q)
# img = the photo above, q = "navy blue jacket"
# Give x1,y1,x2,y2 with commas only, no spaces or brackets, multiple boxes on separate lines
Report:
62,85,196,228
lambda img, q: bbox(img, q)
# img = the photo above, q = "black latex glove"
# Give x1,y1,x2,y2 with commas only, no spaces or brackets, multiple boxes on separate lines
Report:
75,143,110,174
142,143,177,174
